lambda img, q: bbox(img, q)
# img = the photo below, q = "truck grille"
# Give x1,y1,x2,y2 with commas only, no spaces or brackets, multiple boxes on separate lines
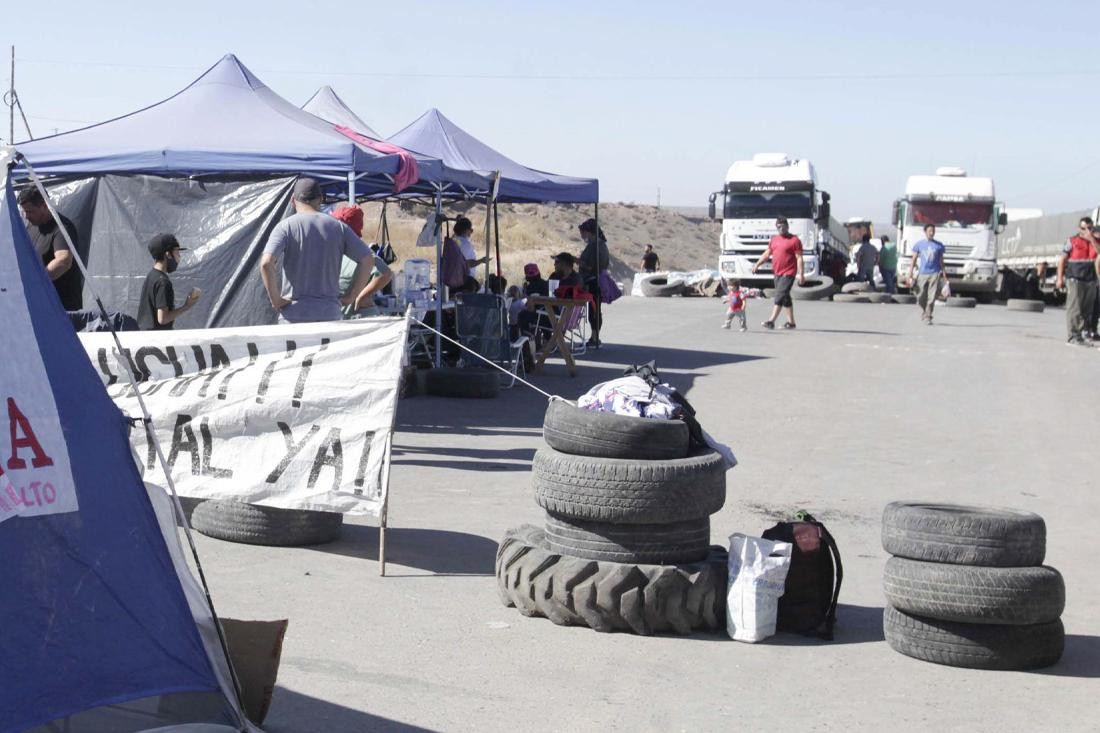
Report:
944,244,973,258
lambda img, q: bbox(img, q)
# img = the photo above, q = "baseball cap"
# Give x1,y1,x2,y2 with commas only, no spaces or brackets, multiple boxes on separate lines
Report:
331,205,364,236
524,263,541,278
147,233,185,259
553,252,575,266
293,177,323,202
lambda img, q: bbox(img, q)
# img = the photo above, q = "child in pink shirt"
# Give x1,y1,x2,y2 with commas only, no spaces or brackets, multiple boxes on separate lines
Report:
723,279,747,331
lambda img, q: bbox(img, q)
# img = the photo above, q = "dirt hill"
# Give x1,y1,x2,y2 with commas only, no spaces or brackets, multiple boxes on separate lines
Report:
355,201,720,286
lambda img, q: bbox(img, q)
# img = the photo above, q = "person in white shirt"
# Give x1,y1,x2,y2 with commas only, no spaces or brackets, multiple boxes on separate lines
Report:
454,216,490,290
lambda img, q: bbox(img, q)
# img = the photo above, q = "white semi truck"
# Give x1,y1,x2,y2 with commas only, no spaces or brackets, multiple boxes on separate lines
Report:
708,153,848,286
892,167,1007,299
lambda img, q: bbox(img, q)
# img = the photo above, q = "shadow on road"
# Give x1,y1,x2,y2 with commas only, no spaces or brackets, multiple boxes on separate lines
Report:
799,328,900,336
264,687,437,733
307,524,496,576
1039,634,1100,679
392,444,536,472
762,604,886,646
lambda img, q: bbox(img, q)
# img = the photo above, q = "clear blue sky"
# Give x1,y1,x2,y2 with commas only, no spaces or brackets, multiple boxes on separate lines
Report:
5,0,1098,221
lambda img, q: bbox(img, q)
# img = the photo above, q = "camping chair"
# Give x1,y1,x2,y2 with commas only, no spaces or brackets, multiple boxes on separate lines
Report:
455,293,528,388
532,295,590,358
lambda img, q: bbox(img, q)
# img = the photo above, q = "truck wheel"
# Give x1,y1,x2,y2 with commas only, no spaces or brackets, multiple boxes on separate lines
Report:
496,524,727,635
791,275,835,301
884,605,1064,670
543,398,690,460
832,293,871,303
883,557,1064,625
946,296,977,308
532,447,726,524
882,501,1046,566
544,514,710,564
1007,298,1044,313
640,275,685,297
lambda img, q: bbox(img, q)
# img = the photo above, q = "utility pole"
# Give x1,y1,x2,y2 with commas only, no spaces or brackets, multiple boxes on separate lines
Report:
656,187,661,209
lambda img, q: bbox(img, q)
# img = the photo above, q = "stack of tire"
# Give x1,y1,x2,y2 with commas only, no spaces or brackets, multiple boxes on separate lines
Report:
881,502,1064,670
495,399,729,635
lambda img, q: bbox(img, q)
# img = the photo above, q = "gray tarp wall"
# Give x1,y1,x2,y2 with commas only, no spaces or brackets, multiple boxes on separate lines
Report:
44,174,296,327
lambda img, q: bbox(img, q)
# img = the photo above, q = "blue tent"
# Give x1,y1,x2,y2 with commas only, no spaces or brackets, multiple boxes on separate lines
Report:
388,108,599,204
302,85,382,141
0,150,250,731
15,55,489,198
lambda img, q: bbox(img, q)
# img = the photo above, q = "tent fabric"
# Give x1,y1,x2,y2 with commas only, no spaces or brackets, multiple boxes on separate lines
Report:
387,108,599,203
0,151,248,732
302,85,382,140
14,55,402,185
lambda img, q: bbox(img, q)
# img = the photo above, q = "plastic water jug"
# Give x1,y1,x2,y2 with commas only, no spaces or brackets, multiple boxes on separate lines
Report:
404,259,432,291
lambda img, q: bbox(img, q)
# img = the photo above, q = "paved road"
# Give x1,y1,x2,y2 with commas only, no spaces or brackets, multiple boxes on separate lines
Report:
195,295,1099,732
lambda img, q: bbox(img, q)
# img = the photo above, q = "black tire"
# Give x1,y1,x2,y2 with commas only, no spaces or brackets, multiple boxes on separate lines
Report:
532,447,726,524
841,281,873,293
496,524,727,635
791,275,835,301
640,275,684,297
832,293,871,303
542,398,689,460
892,293,917,304
174,496,205,528
191,500,342,547
946,296,977,308
1007,298,1044,313
424,367,499,399
865,292,893,303
882,501,1046,566
883,605,1064,670
544,514,709,564
883,557,1064,625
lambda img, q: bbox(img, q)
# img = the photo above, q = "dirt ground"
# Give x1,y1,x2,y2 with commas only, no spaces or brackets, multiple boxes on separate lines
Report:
192,295,1098,732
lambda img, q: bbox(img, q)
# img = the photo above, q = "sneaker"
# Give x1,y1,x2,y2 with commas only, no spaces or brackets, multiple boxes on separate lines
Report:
762,320,775,330
739,326,747,332
1067,336,1087,346
722,322,731,330
783,322,796,330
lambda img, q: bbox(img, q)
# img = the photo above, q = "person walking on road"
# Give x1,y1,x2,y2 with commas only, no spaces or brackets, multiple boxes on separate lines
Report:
879,235,899,294
260,177,377,324
641,244,660,273
752,217,805,329
1056,217,1100,346
906,223,947,325
854,233,879,291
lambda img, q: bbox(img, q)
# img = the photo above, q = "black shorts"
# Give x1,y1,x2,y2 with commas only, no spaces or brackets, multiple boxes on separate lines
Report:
773,275,795,306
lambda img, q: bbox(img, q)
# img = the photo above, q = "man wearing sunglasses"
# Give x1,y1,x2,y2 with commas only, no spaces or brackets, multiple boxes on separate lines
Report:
1056,217,1100,346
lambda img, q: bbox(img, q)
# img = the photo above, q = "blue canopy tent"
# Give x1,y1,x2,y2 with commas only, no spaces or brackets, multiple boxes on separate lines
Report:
302,85,383,141
0,148,253,732
10,56,490,327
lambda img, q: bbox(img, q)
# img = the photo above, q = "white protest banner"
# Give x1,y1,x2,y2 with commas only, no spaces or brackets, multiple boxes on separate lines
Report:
78,317,408,516
0,179,78,522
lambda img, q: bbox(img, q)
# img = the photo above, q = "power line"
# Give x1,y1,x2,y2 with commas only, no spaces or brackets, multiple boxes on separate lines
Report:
17,58,1100,82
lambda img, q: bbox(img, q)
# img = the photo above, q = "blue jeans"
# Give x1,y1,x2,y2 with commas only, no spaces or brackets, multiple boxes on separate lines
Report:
881,270,897,294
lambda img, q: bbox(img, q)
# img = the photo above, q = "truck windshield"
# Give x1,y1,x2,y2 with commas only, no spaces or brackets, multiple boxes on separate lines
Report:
725,191,812,219
908,201,992,230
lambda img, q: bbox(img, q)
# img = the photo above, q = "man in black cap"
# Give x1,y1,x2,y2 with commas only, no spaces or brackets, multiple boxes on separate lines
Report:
260,177,378,323
136,233,201,330
17,187,83,310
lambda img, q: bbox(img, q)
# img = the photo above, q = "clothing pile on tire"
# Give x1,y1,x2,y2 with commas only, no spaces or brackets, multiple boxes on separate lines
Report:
881,502,1064,670
495,398,729,635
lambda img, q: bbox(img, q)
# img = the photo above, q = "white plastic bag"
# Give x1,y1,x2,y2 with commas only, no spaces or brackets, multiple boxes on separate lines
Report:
726,533,793,642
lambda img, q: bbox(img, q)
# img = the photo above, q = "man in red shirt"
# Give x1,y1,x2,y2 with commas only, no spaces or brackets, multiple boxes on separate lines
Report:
1056,217,1100,345
752,217,806,329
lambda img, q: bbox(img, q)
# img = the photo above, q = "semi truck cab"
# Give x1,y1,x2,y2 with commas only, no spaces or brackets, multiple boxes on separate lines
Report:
709,153,847,285
894,167,1007,297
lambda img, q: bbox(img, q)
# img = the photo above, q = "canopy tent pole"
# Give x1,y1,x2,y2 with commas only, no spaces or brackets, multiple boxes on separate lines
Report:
347,171,356,204
483,193,492,290
434,188,443,367
493,201,501,279
593,201,601,348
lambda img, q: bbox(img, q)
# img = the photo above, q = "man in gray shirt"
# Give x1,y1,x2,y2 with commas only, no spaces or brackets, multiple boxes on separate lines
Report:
853,233,879,291
260,177,381,323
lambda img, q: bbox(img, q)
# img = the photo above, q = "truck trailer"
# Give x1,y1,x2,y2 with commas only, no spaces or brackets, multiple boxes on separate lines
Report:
708,153,848,285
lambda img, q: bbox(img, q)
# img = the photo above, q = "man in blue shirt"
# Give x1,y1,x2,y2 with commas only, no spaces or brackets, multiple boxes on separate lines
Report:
905,223,947,325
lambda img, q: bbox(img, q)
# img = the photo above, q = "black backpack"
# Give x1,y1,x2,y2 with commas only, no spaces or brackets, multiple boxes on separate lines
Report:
761,511,842,640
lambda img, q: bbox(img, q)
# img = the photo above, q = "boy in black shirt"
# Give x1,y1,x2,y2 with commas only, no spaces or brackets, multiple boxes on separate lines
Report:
136,233,200,330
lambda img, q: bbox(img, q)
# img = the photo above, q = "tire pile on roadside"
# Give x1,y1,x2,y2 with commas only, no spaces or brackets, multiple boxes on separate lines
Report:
495,399,729,635
881,502,1065,670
